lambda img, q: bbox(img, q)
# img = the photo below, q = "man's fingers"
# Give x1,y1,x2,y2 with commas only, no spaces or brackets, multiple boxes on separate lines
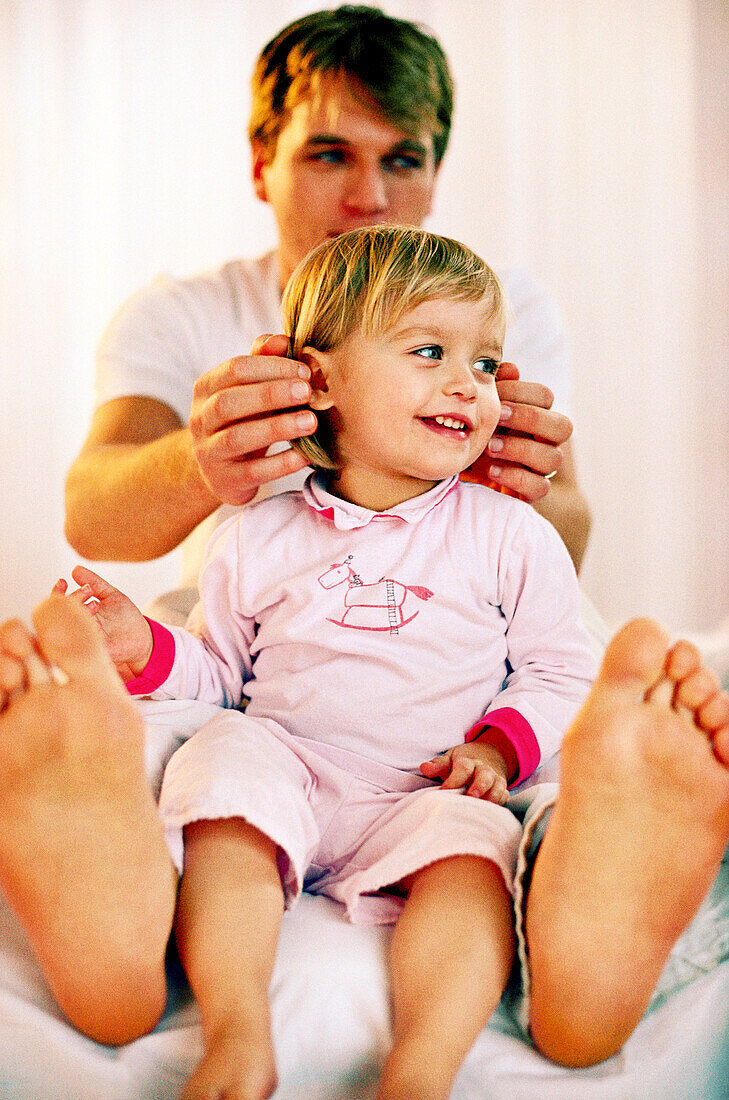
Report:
485,464,552,504
487,433,564,478
203,408,318,463
497,378,554,411
498,398,572,447
249,333,292,357
196,446,313,507
495,361,520,382
193,352,310,401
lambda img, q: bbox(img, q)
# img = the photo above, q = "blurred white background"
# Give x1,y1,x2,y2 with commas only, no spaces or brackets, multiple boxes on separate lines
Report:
2,0,728,633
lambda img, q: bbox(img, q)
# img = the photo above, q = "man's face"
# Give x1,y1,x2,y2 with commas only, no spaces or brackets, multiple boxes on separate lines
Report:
253,78,439,287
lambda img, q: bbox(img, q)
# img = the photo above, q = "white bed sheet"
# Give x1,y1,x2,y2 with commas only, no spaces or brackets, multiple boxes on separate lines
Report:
0,886,727,1100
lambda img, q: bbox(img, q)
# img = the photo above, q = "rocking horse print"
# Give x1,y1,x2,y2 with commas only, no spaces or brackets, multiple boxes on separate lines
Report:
317,555,433,634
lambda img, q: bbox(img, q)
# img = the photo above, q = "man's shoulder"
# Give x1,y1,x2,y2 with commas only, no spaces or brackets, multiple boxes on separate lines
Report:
148,251,279,311
497,266,558,318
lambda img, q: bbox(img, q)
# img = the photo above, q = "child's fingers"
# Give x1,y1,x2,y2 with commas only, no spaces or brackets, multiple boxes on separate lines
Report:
52,578,68,595
420,751,453,779
70,564,120,600
466,765,508,804
68,584,95,605
440,756,476,790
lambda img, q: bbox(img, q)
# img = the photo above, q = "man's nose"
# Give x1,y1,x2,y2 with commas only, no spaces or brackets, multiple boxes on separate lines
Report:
343,164,388,214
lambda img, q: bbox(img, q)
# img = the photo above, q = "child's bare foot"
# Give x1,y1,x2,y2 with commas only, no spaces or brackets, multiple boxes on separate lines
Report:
181,1011,278,1100
526,618,729,1067
0,596,177,1044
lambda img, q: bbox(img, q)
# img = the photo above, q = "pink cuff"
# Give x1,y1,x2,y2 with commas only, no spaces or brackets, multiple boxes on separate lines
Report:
124,618,176,696
465,707,541,787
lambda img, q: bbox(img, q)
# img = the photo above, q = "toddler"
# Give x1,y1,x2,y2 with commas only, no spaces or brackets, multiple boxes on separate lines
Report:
63,226,596,1099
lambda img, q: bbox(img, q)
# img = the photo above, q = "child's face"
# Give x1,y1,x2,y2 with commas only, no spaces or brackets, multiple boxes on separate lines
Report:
313,295,503,511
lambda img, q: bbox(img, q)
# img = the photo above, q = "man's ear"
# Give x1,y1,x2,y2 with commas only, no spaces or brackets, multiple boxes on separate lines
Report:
251,140,270,203
299,347,336,411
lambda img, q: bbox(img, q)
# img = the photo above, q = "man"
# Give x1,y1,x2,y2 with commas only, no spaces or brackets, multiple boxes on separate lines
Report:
1,11,727,1079
64,6,590,618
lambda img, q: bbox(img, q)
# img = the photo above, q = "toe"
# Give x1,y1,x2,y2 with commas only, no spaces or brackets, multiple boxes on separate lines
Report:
713,726,729,767
0,652,26,705
0,620,51,687
699,689,729,734
665,639,702,682
674,667,720,715
598,618,671,696
32,596,114,683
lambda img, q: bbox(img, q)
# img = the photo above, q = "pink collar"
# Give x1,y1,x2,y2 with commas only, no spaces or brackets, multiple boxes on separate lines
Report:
302,474,459,531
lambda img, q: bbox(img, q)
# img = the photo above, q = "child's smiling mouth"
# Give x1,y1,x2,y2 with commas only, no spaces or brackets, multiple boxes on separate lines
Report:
419,415,473,439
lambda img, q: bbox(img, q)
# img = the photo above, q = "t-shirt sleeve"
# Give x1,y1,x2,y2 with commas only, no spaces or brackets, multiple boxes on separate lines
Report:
500,267,572,417
94,274,208,423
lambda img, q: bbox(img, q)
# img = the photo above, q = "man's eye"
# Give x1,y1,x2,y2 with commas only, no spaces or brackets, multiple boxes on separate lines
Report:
311,149,345,165
474,358,499,375
413,345,442,360
384,154,424,172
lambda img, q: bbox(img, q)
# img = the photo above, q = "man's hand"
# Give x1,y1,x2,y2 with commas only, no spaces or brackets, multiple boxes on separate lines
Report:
53,566,153,682
420,741,510,804
483,362,573,503
189,334,319,507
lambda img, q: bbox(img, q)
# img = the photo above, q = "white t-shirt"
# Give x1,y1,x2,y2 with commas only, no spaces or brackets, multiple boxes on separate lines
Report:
95,252,573,589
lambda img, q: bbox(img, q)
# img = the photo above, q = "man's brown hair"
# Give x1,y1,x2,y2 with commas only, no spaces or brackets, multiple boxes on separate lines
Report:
249,5,454,164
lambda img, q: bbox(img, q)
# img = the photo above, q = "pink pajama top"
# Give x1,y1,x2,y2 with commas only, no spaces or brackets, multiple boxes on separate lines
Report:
129,475,597,787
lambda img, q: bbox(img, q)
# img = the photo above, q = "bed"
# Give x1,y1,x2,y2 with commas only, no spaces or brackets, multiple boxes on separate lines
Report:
1,602,728,1099
0,879,727,1099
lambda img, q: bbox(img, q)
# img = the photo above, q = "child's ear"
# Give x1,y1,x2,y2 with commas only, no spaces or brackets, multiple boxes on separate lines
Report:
299,347,336,411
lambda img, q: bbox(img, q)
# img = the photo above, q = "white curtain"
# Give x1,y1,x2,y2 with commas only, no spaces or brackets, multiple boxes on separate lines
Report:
2,0,728,632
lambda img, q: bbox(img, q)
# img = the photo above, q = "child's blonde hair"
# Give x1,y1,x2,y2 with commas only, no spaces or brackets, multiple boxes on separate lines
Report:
282,225,505,470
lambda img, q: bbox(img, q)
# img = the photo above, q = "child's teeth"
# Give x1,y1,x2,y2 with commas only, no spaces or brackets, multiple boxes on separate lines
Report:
435,416,465,429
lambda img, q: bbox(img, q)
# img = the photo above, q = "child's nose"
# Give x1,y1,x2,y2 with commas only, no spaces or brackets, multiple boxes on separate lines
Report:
443,363,477,399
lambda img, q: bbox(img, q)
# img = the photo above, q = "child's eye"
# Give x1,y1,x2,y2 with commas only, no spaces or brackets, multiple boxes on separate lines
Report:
413,345,442,360
474,358,499,375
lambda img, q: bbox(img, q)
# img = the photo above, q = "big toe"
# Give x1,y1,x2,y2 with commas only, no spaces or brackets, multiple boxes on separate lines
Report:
598,618,671,697
32,595,114,683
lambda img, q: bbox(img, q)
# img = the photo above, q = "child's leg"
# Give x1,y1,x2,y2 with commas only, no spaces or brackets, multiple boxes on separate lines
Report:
378,855,514,1100
0,596,176,1045
526,619,729,1067
175,817,285,1100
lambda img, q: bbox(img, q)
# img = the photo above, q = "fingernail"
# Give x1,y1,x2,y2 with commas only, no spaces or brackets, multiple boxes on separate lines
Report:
488,437,503,453
292,380,309,400
297,411,317,431
297,364,310,380
489,465,502,478
499,405,512,422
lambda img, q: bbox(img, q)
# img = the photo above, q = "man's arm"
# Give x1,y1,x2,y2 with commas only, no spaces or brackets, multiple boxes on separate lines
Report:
65,337,316,562
532,441,590,574
65,396,217,561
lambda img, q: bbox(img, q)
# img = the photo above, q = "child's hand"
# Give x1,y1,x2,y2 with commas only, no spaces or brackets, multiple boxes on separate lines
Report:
420,741,510,804
52,566,153,682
